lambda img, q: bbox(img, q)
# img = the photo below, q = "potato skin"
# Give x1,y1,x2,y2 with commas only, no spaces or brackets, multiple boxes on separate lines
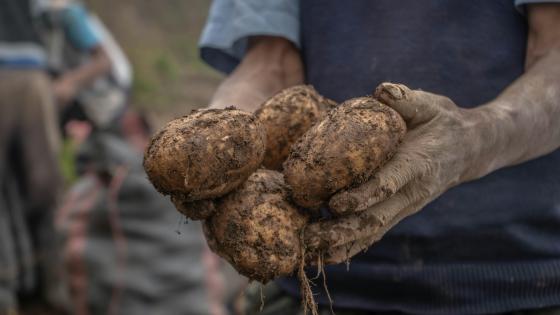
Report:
205,169,308,283
143,108,266,219
283,97,406,209
255,85,336,170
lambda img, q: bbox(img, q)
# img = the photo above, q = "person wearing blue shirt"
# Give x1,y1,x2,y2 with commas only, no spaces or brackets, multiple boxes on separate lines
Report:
0,0,110,313
198,1,560,314
43,1,112,109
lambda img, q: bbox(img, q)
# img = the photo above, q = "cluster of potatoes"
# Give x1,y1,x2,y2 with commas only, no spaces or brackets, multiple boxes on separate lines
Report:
143,85,406,283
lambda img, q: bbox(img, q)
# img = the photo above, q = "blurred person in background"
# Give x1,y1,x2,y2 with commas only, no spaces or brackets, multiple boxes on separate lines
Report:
40,0,131,132
198,1,560,314
40,1,236,314
0,0,111,313
56,109,231,315
43,2,231,313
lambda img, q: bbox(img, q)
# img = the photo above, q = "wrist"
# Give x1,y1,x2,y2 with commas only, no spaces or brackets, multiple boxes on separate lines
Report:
244,36,304,86
210,36,304,112
464,103,517,180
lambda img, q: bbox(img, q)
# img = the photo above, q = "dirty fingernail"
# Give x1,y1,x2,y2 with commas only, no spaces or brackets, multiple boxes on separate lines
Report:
384,84,404,100
375,83,404,101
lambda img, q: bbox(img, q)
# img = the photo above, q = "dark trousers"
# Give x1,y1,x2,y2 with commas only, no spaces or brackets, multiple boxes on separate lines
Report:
245,282,560,315
0,69,65,313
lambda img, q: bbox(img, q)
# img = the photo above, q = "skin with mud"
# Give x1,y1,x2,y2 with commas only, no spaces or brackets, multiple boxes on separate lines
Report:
255,85,337,170
143,107,266,219
203,169,308,283
284,97,406,210
142,90,406,315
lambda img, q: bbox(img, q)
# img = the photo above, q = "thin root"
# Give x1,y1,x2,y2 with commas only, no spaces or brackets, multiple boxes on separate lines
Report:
345,243,352,271
259,283,265,312
319,252,335,315
311,253,323,280
299,229,319,315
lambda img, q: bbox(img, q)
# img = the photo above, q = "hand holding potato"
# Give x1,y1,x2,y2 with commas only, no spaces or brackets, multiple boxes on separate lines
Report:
304,82,489,264
283,96,406,210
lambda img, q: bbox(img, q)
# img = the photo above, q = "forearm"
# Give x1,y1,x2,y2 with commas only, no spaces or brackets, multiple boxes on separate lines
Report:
469,4,560,179
245,36,304,87
476,47,560,176
208,36,304,111
59,46,111,89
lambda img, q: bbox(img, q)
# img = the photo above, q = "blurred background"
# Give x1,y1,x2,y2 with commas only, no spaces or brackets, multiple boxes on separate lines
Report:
56,0,223,183
1,1,246,314
86,0,220,127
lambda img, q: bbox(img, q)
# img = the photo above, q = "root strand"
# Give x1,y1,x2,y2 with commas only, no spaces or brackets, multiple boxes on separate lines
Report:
319,252,335,315
259,283,265,312
299,230,319,315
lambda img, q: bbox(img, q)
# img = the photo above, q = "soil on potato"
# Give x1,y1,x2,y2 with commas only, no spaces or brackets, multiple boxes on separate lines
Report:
283,97,406,209
255,85,337,170
206,170,308,283
143,107,266,219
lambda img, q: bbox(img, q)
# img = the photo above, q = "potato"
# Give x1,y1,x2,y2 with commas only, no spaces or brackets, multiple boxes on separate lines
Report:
255,85,336,170
143,108,266,219
283,97,406,209
204,169,308,283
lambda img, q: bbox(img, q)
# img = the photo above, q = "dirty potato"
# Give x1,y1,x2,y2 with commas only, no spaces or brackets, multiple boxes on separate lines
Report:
283,97,406,209
204,169,308,283
255,85,337,170
143,108,266,219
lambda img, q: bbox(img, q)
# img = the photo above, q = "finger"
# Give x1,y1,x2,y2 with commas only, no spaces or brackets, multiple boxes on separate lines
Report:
329,132,426,215
322,235,375,265
306,235,374,266
373,82,450,126
321,198,423,265
306,183,428,250
321,203,419,265
171,195,216,220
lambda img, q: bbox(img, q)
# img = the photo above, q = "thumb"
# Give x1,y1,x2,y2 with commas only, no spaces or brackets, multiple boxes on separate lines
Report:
374,82,448,126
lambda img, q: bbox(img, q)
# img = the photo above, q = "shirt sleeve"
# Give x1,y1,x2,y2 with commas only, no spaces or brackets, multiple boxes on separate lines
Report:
514,0,560,13
61,4,102,51
199,0,300,74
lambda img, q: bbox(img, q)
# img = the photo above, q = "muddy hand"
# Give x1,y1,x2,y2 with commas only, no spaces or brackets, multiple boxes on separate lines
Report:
305,82,490,264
